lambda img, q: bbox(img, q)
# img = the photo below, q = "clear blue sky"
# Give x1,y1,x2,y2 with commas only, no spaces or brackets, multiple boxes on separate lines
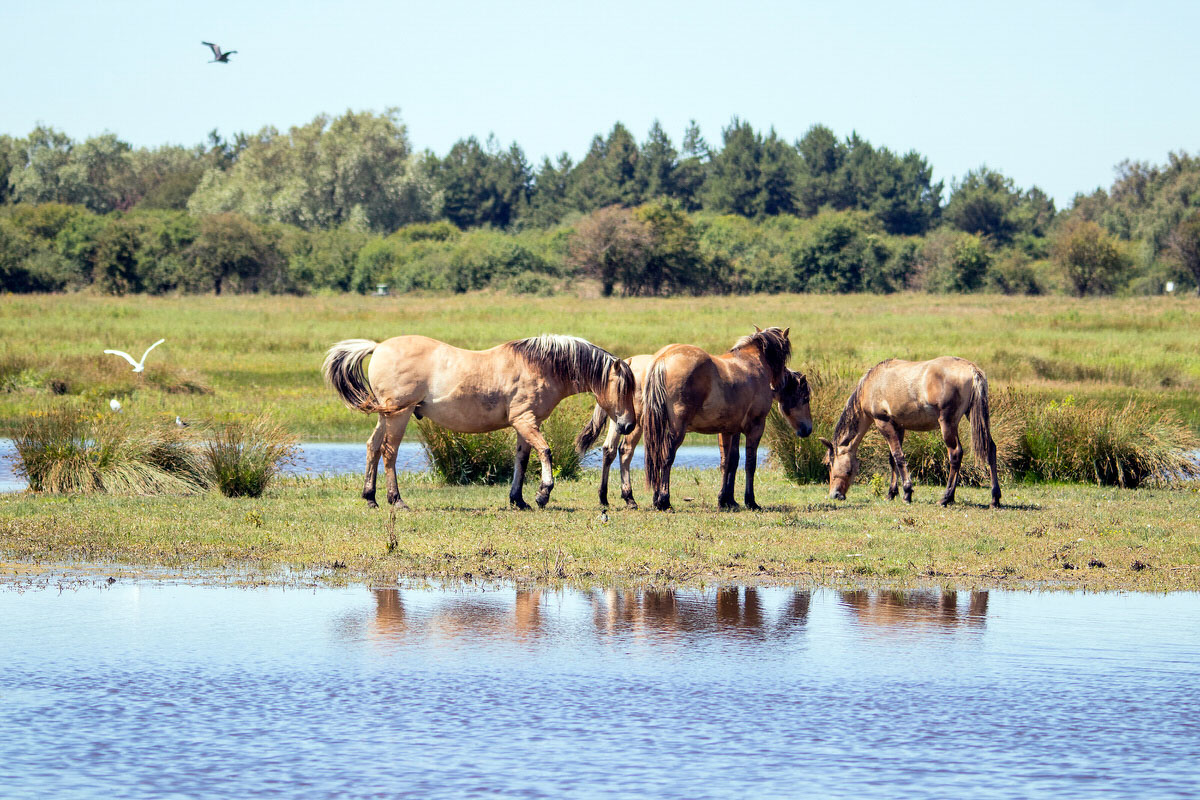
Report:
4,0,1197,205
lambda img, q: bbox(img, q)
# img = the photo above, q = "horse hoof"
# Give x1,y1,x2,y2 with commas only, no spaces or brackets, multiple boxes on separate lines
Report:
624,498,639,510
365,500,379,510
746,502,762,511
939,497,955,507
511,498,531,511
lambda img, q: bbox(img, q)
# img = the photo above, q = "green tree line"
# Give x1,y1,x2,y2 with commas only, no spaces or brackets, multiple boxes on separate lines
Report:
2,108,1198,296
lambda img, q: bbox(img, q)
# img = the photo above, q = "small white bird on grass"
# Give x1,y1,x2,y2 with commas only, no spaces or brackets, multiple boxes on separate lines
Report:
110,398,122,413
175,416,188,427
103,339,165,373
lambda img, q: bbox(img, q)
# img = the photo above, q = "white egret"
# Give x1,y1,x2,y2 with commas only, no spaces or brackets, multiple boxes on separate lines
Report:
175,416,188,427
103,339,165,373
109,398,122,413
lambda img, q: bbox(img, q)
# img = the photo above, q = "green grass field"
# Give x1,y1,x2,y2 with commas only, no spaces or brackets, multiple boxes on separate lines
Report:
2,472,1198,591
2,292,1198,439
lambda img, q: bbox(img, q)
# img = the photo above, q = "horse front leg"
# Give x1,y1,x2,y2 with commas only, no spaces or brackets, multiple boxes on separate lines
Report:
939,417,963,506
619,425,641,509
363,416,385,508
382,409,413,509
597,421,619,508
876,420,913,503
512,418,554,508
743,424,764,511
510,434,532,510
717,432,741,510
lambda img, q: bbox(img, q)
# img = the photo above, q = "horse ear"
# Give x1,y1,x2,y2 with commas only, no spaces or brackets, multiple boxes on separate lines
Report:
783,327,790,338
819,437,834,452
753,325,762,333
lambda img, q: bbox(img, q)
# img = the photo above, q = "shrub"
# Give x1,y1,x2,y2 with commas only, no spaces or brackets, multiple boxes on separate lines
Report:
417,397,594,486
1053,219,1129,296
204,414,297,497
15,407,206,494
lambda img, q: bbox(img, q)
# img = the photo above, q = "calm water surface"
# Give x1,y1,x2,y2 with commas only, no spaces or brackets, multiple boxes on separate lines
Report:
0,440,727,492
1,585,1198,799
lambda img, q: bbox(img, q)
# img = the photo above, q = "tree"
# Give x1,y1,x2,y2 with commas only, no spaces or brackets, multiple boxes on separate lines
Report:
674,120,709,210
945,167,1053,242
568,123,642,211
1053,218,1128,296
632,198,718,295
526,154,573,227
94,220,143,295
188,109,436,233
795,124,844,214
188,213,281,294
636,120,679,201
566,206,651,296
433,135,531,229
1167,211,1200,294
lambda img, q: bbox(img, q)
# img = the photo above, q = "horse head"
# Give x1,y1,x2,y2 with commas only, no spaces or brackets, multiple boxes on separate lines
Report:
776,369,813,438
598,358,637,435
820,436,860,501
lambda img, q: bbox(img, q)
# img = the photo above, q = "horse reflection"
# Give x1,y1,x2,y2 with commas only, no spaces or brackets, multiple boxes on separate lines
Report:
838,590,988,634
366,588,547,644
589,587,810,640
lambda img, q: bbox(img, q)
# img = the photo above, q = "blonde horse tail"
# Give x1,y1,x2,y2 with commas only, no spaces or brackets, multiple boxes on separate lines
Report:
641,357,673,495
323,339,381,413
575,402,610,454
969,367,995,464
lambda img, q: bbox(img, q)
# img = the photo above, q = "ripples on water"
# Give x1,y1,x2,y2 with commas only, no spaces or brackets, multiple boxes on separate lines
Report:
1,585,1198,799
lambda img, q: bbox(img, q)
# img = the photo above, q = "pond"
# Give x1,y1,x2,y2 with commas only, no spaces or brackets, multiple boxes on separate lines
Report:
0,440,729,493
1,583,1197,799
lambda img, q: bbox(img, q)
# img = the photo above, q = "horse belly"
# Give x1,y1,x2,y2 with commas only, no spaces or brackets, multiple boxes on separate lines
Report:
420,392,510,433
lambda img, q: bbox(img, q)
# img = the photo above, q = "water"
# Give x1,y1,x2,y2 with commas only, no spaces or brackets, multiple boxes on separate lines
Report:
1,584,1197,799
0,440,728,492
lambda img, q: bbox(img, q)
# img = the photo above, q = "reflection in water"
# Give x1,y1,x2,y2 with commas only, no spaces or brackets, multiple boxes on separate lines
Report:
4,585,1200,800
839,589,988,635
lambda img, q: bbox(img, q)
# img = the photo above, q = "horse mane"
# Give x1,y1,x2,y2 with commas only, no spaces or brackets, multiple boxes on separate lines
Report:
834,359,892,444
506,334,632,395
731,327,791,382
778,369,810,411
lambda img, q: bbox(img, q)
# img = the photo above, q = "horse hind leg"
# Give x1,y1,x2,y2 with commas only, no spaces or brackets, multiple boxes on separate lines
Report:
887,428,905,501
652,428,685,512
363,416,385,508
512,418,554,508
382,409,414,509
939,417,963,507
717,431,741,511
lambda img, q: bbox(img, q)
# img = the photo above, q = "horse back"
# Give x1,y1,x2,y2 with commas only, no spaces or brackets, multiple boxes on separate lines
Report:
866,356,979,429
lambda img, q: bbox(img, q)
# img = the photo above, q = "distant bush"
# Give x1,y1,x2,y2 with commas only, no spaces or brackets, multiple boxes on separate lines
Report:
204,414,297,497
15,408,206,494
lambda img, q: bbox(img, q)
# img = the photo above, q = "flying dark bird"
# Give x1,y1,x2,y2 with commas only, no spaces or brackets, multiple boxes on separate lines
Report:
202,42,237,63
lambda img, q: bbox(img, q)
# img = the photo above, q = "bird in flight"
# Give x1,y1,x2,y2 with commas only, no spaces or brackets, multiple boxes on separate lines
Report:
202,42,237,63
104,339,165,373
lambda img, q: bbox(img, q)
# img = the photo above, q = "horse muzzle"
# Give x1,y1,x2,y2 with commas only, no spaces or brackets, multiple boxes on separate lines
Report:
794,421,813,438
830,489,845,501
617,421,635,436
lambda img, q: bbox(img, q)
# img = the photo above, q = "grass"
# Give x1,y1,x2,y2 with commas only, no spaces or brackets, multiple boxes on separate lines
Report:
14,407,206,494
204,414,297,497
1,470,1198,591
1,292,1198,440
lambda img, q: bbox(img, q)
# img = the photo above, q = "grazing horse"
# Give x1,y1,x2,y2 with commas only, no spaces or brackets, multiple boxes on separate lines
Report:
323,334,636,510
821,357,1000,507
639,327,813,511
576,355,814,510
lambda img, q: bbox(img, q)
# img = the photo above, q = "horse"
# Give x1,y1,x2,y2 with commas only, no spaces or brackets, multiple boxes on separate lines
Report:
323,334,636,510
575,355,814,510
638,327,813,512
821,356,1000,507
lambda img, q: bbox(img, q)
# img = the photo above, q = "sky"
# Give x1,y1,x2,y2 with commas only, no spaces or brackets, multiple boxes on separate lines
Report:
3,0,1198,206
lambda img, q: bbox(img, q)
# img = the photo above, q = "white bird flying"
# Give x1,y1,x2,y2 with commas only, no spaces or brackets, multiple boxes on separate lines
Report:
202,41,237,63
110,398,122,413
103,339,165,373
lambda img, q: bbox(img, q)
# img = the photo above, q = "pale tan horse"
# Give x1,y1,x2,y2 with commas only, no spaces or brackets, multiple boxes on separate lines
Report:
576,355,814,510
323,334,636,510
640,327,813,511
821,356,1000,507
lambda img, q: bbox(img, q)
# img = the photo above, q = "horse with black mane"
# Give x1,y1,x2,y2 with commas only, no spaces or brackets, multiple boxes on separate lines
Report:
323,334,636,510
821,356,1000,507
638,327,813,511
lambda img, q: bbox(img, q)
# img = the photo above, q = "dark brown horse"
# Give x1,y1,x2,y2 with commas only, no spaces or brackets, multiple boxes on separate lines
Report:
576,355,814,510
639,327,813,511
323,334,636,510
821,356,1000,507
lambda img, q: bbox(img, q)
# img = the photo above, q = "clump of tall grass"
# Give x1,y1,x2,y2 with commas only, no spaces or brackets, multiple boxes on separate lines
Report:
204,414,298,497
417,397,593,485
15,407,207,494
1002,391,1200,487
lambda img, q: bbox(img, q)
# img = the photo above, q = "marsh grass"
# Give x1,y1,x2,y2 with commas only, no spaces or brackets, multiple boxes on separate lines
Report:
204,414,298,497
14,407,206,494
417,395,595,485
